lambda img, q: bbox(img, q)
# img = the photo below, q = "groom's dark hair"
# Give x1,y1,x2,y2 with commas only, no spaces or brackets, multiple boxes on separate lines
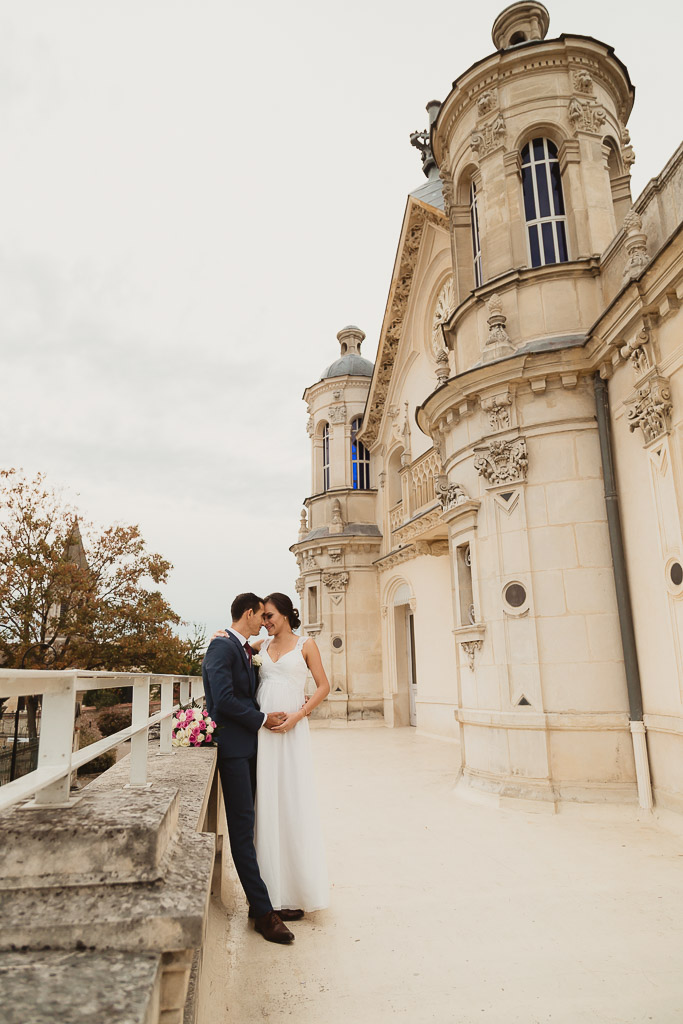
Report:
231,592,264,622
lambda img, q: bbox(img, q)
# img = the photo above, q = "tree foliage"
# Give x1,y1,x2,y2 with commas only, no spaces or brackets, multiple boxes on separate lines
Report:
0,469,190,674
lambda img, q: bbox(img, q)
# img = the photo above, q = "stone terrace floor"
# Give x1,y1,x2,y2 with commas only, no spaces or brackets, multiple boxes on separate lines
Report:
200,727,683,1024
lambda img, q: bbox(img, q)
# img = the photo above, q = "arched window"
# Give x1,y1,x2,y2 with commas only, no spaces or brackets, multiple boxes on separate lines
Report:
521,138,568,268
351,418,370,490
322,423,330,491
469,180,483,287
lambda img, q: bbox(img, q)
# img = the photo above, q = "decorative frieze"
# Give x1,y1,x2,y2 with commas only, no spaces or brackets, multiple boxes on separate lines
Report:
322,571,349,593
470,115,506,159
626,377,673,445
474,438,528,485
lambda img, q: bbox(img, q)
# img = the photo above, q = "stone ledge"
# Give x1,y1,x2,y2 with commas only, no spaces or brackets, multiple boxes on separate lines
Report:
0,786,180,890
0,950,161,1024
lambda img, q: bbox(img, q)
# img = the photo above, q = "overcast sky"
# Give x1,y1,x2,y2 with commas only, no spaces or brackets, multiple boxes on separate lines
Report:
1,0,680,638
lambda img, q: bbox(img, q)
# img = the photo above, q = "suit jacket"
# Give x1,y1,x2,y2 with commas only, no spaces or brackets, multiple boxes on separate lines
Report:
202,633,264,758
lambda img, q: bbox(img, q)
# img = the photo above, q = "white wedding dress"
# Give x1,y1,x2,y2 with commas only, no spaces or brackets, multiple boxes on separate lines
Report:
255,635,329,912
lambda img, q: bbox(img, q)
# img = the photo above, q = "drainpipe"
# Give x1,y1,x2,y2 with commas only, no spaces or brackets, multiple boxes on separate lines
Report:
593,373,653,810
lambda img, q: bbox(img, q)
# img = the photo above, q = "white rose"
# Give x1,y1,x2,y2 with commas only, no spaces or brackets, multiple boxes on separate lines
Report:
193,709,202,721
180,737,190,747
196,732,205,743
174,727,187,740
252,654,262,668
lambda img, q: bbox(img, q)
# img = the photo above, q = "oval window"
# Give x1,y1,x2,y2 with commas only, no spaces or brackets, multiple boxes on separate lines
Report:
504,582,527,608
670,562,683,587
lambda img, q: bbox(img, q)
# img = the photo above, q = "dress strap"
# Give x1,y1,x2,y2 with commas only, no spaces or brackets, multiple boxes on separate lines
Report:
295,634,306,651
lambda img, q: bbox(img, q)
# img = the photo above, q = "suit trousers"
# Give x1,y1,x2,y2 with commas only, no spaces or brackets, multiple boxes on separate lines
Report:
218,751,272,918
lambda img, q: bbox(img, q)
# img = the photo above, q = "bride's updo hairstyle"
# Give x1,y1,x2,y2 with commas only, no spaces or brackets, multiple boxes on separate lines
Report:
264,592,301,631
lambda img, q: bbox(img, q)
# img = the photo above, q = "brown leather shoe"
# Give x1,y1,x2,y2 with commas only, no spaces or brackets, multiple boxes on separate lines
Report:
254,910,295,944
249,906,304,922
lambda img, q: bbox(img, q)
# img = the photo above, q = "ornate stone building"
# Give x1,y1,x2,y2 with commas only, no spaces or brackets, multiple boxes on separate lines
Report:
293,2,683,814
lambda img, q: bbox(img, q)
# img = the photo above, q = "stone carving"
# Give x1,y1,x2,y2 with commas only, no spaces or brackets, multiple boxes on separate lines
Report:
328,404,347,424
474,438,528,485
573,69,593,93
482,392,513,431
477,90,497,115
409,128,436,178
294,576,305,596
432,277,454,358
623,208,649,281
363,202,443,447
328,549,342,564
298,508,308,539
436,476,469,511
306,415,314,437
568,98,606,135
461,640,482,670
322,571,349,593
483,293,515,362
303,552,317,571
439,166,455,221
330,497,344,535
401,403,412,467
470,115,506,158
620,126,636,168
620,328,651,376
627,377,673,444
332,389,343,401
415,540,449,557
435,349,450,387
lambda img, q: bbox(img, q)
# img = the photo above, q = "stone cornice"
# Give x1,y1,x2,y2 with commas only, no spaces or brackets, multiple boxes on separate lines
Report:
358,197,447,451
303,376,373,404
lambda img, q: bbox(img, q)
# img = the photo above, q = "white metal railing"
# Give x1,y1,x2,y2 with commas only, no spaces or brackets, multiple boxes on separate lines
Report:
0,669,203,812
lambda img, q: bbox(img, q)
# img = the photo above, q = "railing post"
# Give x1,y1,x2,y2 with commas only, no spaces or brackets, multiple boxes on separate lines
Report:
158,676,174,756
179,677,190,706
34,674,77,806
190,676,204,701
129,675,150,787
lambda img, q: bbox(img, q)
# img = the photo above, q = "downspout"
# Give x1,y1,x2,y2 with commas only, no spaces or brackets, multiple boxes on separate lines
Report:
593,373,653,810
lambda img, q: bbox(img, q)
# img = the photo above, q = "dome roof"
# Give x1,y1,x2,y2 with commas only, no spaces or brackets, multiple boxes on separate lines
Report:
320,325,374,380
321,353,374,379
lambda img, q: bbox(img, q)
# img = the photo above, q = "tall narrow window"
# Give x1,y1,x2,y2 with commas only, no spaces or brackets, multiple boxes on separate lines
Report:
351,417,370,490
322,423,330,491
521,138,568,268
469,180,483,287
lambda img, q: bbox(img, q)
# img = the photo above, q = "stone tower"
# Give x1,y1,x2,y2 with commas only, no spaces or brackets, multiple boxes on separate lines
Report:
414,1,645,804
291,327,383,721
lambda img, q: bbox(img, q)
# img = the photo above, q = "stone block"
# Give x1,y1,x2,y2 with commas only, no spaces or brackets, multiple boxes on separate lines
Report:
529,433,577,482
0,951,162,1024
574,521,612,568
524,485,548,527
0,786,180,890
531,570,567,616
536,615,590,664
545,479,605,525
563,568,618,616
529,524,578,571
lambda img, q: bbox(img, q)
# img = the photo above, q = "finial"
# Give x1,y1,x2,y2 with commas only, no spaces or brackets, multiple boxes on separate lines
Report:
299,508,308,540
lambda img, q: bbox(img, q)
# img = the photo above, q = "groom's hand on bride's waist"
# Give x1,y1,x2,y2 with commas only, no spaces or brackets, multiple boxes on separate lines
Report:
264,712,287,730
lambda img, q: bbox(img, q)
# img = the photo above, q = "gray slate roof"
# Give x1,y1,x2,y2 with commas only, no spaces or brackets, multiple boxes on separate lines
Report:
409,178,445,212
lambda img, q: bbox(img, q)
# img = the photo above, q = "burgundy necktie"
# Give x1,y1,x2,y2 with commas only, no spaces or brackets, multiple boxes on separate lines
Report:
244,642,253,664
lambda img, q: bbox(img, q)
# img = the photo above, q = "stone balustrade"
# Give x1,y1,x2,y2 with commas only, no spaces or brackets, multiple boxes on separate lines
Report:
0,668,218,1024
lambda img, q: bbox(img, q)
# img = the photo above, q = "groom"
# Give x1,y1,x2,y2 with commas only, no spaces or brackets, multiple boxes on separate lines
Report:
202,592,294,944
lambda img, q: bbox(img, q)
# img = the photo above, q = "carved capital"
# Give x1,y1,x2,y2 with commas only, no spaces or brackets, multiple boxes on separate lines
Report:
328,404,347,424
294,576,305,596
435,476,470,511
568,98,607,135
626,376,673,445
474,438,528,485
481,391,513,431
461,640,482,670
322,571,349,593
619,327,651,377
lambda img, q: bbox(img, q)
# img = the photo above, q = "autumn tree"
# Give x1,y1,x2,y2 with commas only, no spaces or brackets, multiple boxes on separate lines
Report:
0,469,191,679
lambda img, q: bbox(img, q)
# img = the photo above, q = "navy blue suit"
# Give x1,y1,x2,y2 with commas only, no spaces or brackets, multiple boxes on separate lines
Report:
203,633,272,916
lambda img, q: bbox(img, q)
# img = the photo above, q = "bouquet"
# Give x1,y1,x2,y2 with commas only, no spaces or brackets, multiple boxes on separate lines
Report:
172,702,217,747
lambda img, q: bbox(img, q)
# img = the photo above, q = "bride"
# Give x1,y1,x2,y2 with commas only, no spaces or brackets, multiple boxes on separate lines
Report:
250,592,330,915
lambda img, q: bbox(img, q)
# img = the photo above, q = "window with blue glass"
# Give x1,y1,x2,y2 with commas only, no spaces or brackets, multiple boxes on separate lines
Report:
521,138,568,268
469,180,483,287
351,418,370,490
322,423,330,492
